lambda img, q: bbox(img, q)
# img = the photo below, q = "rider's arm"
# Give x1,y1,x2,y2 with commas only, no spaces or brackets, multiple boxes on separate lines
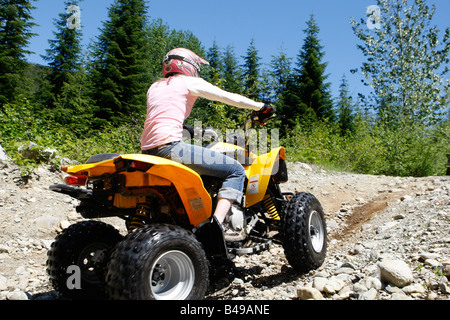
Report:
182,76,264,111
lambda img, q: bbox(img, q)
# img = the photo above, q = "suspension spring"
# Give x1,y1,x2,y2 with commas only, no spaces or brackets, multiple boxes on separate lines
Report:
263,194,280,221
128,204,152,233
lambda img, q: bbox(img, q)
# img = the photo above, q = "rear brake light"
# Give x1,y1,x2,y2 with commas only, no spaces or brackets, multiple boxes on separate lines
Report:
131,161,152,172
65,175,87,186
114,159,152,172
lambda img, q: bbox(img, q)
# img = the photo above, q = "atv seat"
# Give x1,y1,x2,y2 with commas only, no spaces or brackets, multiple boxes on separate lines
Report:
86,153,122,164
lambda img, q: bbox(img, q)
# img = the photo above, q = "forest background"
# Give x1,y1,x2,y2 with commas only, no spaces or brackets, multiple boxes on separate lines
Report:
0,0,449,178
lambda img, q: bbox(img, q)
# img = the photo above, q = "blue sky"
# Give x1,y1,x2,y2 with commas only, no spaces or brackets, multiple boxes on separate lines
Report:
25,0,450,99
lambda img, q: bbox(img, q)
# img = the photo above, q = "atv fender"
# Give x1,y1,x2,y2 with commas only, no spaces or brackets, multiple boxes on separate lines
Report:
244,147,285,207
62,154,212,228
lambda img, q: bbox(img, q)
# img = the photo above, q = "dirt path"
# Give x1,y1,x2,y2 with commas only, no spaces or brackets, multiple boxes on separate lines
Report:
0,160,448,300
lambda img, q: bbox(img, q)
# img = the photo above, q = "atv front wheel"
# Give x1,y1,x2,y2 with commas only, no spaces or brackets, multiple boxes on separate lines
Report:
106,224,209,300
46,221,123,299
281,192,327,273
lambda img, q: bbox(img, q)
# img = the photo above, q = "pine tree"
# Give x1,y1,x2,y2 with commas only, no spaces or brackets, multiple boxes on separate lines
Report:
90,0,151,124
336,75,356,135
287,15,334,123
41,1,92,125
351,0,450,127
242,39,262,100
270,46,292,131
0,0,36,107
204,41,224,86
222,45,242,93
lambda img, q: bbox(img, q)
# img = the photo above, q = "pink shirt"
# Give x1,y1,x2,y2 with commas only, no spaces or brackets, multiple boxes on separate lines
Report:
141,75,264,150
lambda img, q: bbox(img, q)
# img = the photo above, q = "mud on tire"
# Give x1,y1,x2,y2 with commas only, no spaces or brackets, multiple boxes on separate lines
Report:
106,224,209,300
281,192,327,273
46,221,123,300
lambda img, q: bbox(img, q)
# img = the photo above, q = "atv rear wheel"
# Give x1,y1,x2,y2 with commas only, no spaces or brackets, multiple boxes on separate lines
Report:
281,192,327,273
106,224,209,300
46,221,123,300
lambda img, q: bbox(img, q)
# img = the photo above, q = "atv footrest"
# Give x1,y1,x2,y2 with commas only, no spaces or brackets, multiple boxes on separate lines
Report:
228,236,272,256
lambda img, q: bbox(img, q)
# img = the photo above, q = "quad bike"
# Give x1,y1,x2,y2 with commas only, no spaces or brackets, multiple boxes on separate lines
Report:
47,110,327,300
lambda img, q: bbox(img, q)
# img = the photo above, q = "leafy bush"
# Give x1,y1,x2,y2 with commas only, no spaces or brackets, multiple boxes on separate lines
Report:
1,100,448,178
283,117,449,177
0,100,142,173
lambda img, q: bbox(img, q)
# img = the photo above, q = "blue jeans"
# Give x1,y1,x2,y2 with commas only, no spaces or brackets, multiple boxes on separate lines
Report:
143,141,245,203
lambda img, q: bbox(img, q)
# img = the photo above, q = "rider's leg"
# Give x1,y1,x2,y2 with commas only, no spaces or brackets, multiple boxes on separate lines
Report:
213,198,234,224
167,142,245,223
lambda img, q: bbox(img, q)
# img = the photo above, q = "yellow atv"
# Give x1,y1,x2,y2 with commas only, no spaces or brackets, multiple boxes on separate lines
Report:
47,111,327,300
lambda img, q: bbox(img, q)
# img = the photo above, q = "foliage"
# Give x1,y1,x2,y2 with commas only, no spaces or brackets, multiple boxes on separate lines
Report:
283,116,449,177
39,0,94,128
90,0,152,124
336,75,356,135
0,99,141,170
283,14,335,130
0,0,37,107
241,39,263,101
0,1,448,179
351,0,450,128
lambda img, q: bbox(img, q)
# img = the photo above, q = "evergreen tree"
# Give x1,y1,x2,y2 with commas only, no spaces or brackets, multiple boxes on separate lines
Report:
0,0,36,107
270,46,292,100
336,75,356,135
147,19,171,82
41,1,92,125
286,15,334,124
204,41,224,86
270,47,292,131
242,39,262,100
222,45,242,93
351,0,450,127
90,0,151,124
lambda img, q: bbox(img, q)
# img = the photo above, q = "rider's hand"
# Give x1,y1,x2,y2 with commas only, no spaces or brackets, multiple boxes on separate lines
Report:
258,104,276,124
260,104,276,115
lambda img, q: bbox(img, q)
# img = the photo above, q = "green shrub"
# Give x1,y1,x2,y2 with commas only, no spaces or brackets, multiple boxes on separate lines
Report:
283,117,449,177
1,100,448,178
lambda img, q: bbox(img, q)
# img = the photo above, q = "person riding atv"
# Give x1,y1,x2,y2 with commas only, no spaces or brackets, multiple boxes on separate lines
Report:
141,48,276,229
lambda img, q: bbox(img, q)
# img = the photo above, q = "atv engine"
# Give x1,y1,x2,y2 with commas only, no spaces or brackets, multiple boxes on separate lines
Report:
223,205,260,241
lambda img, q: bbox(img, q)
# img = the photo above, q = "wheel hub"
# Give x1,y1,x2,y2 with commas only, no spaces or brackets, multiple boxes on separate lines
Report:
149,250,195,300
308,210,325,253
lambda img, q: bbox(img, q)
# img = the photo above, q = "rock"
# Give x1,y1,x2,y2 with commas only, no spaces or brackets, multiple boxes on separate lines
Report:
18,142,57,163
34,215,59,229
297,287,324,300
378,260,414,288
443,261,450,280
6,291,28,300
440,282,450,294
391,292,413,300
402,283,426,295
365,277,382,290
336,285,352,300
313,277,328,292
323,277,345,294
0,145,12,168
358,288,377,300
0,275,7,290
